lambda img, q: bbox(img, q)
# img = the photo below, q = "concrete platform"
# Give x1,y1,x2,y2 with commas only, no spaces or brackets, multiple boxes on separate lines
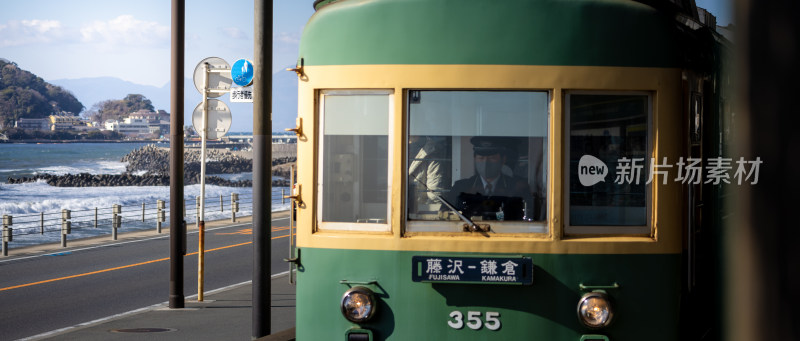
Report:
33,273,296,341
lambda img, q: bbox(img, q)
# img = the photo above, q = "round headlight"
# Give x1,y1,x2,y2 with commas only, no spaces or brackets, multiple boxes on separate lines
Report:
341,286,377,323
577,291,614,329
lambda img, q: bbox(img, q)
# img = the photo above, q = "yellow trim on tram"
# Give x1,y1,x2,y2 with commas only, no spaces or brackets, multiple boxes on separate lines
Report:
294,64,683,255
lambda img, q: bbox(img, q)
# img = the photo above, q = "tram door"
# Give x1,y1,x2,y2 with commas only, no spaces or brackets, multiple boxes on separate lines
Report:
682,72,721,339
687,89,704,292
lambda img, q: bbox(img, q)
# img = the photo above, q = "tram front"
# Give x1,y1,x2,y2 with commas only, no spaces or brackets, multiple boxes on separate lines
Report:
292,1,693,340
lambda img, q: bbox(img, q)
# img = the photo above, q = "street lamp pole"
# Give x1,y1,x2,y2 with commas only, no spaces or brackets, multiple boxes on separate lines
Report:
169,0,186,309
252,0,273,338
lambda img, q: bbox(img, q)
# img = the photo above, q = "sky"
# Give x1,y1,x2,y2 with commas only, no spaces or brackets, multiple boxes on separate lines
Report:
696,0,733,26
0,0,733,132
0,0,316,87
0,0,733,86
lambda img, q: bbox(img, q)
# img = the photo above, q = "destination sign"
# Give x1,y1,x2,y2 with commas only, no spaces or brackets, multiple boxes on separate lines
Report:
412,256,533,285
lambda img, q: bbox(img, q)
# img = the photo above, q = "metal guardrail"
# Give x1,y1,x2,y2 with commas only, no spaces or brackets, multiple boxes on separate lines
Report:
1,188,292,256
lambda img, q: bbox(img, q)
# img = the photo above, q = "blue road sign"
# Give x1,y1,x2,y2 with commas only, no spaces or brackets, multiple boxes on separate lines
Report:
231,59,254,87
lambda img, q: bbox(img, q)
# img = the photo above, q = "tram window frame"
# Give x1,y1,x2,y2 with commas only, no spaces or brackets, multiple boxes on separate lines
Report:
564,91,652,235
316,89,394,232
404,90,550,234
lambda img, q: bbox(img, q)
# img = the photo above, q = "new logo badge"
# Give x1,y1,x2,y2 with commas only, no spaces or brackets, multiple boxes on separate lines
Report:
578,155,608,186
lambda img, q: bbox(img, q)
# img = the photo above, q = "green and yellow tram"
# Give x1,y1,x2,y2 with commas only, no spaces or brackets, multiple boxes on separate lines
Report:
288,0,730,339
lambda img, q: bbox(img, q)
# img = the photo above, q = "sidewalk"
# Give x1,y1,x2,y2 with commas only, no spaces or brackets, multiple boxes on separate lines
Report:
34,273,296,341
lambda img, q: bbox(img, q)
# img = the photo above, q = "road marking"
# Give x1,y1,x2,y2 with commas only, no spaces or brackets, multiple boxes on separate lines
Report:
0,257,170,292
0,232,294,293
215,226,289,235
216,228,254,235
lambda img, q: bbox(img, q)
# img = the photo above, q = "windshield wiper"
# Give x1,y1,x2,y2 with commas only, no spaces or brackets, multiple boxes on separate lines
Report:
410,171,489,234
435,195,484,232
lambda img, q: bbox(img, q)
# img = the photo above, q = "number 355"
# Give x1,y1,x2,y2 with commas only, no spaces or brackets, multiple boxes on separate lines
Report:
448,310,501,331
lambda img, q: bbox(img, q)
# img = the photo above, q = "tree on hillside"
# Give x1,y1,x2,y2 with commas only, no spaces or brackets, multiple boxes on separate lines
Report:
0,87,51,120
122,94,154,112
85,94,156,123
0,60,84,127
45,84,83,114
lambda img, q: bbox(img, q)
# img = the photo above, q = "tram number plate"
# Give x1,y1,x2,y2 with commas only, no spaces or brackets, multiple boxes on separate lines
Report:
448,310,501,331
412,256,533,285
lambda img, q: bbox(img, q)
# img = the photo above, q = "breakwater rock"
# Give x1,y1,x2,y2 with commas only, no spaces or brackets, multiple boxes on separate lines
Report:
123,144,253,174
121,144,296,176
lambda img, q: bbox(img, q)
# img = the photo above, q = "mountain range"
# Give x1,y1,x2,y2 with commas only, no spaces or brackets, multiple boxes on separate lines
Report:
49,68,298,132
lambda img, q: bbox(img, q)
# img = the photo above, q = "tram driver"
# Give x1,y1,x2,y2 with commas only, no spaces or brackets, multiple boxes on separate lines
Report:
446,137,533,221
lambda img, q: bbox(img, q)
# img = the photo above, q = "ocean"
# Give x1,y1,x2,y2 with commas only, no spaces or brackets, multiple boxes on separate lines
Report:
0,142,147,179
0,142,288,248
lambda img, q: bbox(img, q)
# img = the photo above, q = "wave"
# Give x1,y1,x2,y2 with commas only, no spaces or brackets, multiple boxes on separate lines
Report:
209,172,253,182
0,182,251,215
2,161,129,180
33,160,128,176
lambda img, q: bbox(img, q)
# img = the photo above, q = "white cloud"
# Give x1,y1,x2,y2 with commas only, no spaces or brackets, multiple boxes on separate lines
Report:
275,32,299,45
80,15,168,47
0,19,64,47
221,27,247,40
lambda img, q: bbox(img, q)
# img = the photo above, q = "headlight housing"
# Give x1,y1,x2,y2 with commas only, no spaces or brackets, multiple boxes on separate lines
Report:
577,291,614,329
341,286,377,323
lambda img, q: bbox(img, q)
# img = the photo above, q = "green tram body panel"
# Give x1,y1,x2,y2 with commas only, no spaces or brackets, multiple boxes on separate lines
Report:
301,0,682,68
296,248,680,340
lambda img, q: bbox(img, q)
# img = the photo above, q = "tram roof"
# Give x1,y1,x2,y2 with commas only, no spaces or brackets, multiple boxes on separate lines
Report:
300,0,702,68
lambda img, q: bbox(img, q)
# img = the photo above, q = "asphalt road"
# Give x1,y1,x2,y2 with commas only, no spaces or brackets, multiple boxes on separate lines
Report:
0,215,292,341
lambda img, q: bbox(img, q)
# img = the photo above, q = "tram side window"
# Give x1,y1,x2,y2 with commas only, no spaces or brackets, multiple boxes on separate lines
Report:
406,91,548,234
319,91,391,229
566,93,650,232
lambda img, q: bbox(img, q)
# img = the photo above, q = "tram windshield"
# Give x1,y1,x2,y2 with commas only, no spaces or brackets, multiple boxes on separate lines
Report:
318,90,392,231
406,90,548,234
565,92,651,234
